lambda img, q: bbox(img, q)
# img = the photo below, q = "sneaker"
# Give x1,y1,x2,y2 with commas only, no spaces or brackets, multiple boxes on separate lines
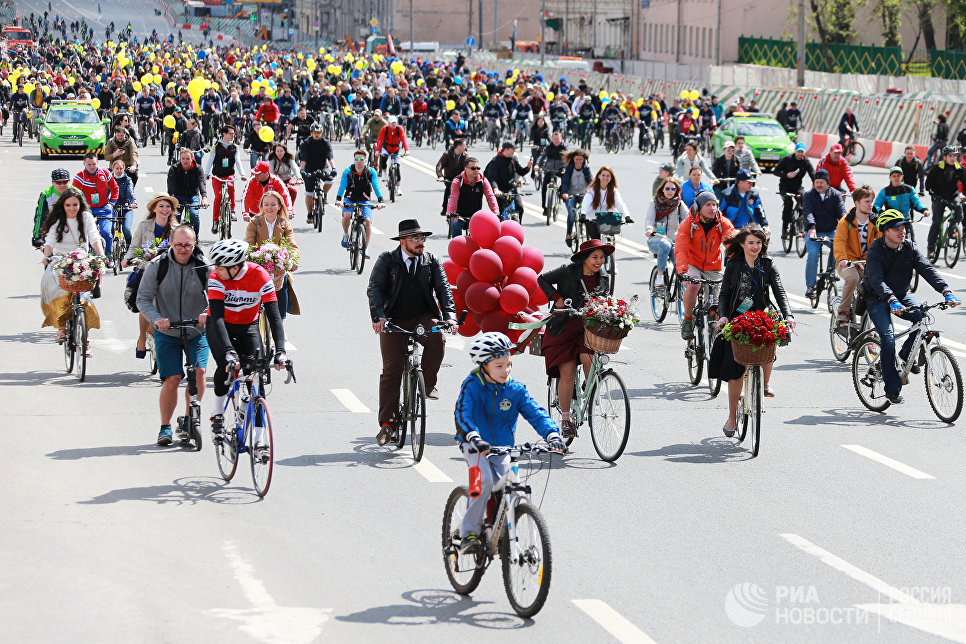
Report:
176,416,190,442
885,391,904,404
805,287,816,299
397,189,403,197
560,418,577,439
427,388,439,400
764,387,776,398
210,414,225,443
680,319,695,340
254,442,270,464
341,234,348,248
376,422,393,446
836,311,850,324
364,252,371,259
306,216,313,225
157,426,173,446
459,533,482,554
211,221,218,234
105,258,115,269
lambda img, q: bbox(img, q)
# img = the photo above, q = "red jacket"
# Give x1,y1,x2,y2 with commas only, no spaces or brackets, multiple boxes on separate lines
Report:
254,101,280,123
674,212,736,273
816,154,856,193
72,168,119,212
375,124,409,154
242,174,293,216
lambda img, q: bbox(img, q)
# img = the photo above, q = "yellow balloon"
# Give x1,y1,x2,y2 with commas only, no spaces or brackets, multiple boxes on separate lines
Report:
445,100,456,111
598,90,608,100
689,89,700,101
258,126,275,143
68,76,76,85
546,91,554,101
141,74,152,85
505,78,513,86
635,98,644,107
149,54,156,62
91,98,101,109
153,74,162,85
167,81,176,90
132,81,142,92
152,65,159,74
185,61,192,69
163,115,177,130
211,82,219,90
251,80,261,90
355,61,364,70
416,78,424,87
24,83,34,94
679,89,689,100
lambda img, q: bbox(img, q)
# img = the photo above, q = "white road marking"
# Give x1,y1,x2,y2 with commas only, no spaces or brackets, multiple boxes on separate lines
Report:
780,533,966,642
410,457,453,483
841,444,935,479
207,540,331,644
88,319,129,354
572,599,657,643
330,389,370,413
447,337,465,351
142,186,154,193
371,225,384,235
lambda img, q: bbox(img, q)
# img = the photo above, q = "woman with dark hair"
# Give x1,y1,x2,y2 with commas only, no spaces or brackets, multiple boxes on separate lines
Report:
270,142,301,206
710,225,796,437
537,239,613,437
40,187,105,348
560,148,592,247
645,176,688,294
580,165,630,241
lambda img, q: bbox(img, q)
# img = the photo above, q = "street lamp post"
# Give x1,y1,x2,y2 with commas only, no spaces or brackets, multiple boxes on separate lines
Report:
410,0,414,53
540,0,546,64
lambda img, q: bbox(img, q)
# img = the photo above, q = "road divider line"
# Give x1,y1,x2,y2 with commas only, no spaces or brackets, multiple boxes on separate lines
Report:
411,457,453,483
330,389,370,413
840,444,935,479
572,599,657,643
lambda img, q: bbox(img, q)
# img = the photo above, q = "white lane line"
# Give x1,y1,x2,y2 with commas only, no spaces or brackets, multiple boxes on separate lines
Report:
572,599,657,644
330,388,370,413
142,186,154,193
840,444,935,479
371,224,384,235
411,457,453,483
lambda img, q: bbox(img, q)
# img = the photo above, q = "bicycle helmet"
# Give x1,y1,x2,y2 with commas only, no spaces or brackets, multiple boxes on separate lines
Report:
876,209,906,232
209,239,248,267
51,168,70,182
942,145,958,157
469,332,514,366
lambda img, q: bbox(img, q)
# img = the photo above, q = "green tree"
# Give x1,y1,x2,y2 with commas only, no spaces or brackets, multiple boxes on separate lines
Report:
946,0,966,50
808,0,861,45
869,0,902,47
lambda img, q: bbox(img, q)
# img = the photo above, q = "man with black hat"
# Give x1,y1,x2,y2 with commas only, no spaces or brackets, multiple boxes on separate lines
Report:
367,219,457,446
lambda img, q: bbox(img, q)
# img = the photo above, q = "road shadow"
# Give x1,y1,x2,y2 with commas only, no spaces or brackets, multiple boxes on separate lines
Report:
277,438,415,471
773,359,846,374
78,476,259,505
336,589,531,629
47,442,197,460
0,370,156,388
625,381,716,402
294,268,354,276
0,331,56,344
6,294,40,300
629,437,753,463
786,407,957,430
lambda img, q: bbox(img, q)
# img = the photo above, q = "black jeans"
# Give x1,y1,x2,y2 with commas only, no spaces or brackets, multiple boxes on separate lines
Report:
929,198,964,251
207,322,260,397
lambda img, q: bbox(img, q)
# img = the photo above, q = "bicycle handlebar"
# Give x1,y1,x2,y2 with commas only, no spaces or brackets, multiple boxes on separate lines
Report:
679,275,722,285
469,440,564,455
168,318,200,329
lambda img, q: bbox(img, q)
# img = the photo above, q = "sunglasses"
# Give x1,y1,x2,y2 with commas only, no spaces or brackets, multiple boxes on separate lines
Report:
466,166,481,171
663,186,677,191
407,235,427,242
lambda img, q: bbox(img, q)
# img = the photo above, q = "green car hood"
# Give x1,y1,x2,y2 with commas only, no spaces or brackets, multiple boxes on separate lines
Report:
44,122,102,135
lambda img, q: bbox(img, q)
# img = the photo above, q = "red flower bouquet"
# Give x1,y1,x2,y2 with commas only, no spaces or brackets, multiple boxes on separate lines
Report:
721,309,789,365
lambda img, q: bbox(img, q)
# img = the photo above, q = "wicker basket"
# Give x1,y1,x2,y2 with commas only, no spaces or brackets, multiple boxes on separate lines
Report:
731,341,777,366
58,275,95,293
584,322,629,354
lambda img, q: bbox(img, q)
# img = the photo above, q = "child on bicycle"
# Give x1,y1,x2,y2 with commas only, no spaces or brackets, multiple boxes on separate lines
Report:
454,333,566,553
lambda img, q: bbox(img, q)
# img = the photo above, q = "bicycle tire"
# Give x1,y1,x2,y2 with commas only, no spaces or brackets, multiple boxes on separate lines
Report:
112,243,122,275
75,307,88,382
356,227,367,275
826,280,839,314
782,223,793,254
944,225,961,268
910,269,920,293
606,255,616,295
588,369,630,462
829,296,851,362
189,401,203,452
348,225,359,270
649,267,669,322
258,311,274,385
748,366,761,457
63,314,75,375
545,190,552,226
926,344,963,423
686,337,703,385
394,372,408,450
215,405,239,481
851,331,890,412
314,197,324,233
500,502,553,618
442,486,486,594
219,202,232,239
409,370,427,462
707,331,722,397
249,397,274,497
848,141,865,166
389,173,396,203
795,217,806,258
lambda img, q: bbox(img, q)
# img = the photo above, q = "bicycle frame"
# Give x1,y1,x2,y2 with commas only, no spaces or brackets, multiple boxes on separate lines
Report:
481,447,534,558
565,353,608,427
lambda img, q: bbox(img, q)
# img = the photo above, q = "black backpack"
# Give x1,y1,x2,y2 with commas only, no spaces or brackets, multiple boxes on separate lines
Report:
123,249,209,313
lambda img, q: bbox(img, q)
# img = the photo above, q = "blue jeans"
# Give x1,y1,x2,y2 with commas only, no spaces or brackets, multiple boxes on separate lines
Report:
565,196,579,236
805,233,835,288
867,294,923,395
121,207,134,245
93,210,113,257
647,235,674,274
173,194,201,235
249,149,267,169
925,141,943,168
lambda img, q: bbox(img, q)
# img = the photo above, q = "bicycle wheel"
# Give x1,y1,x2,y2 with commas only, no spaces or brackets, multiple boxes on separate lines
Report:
742,366,761,457
944,224,961,268
63,316,75,374
829,297,851,362
545,190,552,226
500,502,552,618
781,221,793,254
189,402,203,452
851,331,891,412
442,486,486,594
215,404,239,481
707,331,722,397
259,312,274,385
649,267,669,322
826,280,839,314
348,225,359,270
686,336,703,385
75,307,88,382
606,255,616,295
314,199,324,233
249,397,274,497
394,373,408,450
848,141,865,166
926,345,963,423
112,241,123,275
408,370,427,461
219,203,232,239
356,227,367,275
588,369,630,462
547,377,576,447
910,269,920,293
795,217,806,258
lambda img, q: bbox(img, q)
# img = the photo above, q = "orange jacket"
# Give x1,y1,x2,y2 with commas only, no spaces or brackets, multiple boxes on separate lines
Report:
833,207,882,263
673,213,736,273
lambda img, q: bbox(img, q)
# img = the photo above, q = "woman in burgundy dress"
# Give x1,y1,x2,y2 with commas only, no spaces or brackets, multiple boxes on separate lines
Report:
537,239,613,437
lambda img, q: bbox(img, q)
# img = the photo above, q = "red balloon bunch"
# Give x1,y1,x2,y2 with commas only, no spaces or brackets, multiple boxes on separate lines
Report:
443,210,548,340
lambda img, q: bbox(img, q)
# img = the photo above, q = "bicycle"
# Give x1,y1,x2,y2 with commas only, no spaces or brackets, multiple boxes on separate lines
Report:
54,260,93,383
841,132,865,166
680,275,723,396
346,200,372,274
383,152,402,203
305,169,331,233
648,253,680,323
569,194,587,253
829,261,872,362
595,211,633,295
926,195,963,268
512,119,528,148
109,209,129,276
169,319,204,450
851,302,963,422
215,350,296,497
733,349,766,457
12,108,26,147
779,192,806,257
542,170,562,226
498,186,532,224
215,176,234,240
442,441,558,617
806,235,838,312
177,200,197,234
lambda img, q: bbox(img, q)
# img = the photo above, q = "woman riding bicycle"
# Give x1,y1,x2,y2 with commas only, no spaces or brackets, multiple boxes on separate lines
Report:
579,166,630,241
454,332,565,553
109,158,137,246
269,143,301,206
560,149,591,247
711,225,795,436
537,239,613,438
244,190,300,319
646,177,689,296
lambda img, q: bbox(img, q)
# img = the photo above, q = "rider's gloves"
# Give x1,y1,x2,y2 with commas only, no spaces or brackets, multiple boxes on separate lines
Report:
944,289,960,304
468,434,490,454
274,350,287,367
225,350,240,370
377,198,385,204
31,236,44,248
889,297,904,314
547,432,567,453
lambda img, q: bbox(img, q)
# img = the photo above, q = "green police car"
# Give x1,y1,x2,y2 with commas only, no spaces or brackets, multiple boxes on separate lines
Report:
711,113,796,172
39,100,109,159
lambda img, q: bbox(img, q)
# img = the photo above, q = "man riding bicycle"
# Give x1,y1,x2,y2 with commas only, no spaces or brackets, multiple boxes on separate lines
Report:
833,185,881,323
298,124,337,224
242,160,293,221
336,149,386,255
874,166,929,225
924,146,966,258
33,168,72,248
167,147,209,235
375,115,409,196
446,157,500,236
817,143,856,195
436,138,468,216
484,142,532,219
203,125,248,235
802,169,846,298
72,153,119,268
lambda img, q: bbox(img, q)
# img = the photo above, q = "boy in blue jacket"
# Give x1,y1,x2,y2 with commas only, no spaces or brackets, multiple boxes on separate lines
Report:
454,332,565,553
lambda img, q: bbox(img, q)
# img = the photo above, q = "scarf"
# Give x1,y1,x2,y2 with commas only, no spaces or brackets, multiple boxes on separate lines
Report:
654,191,681,220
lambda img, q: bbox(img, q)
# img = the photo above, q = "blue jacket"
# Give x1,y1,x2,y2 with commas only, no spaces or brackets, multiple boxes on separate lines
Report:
114,173,136,209
874,183,926,217
681,179,713,209
454,371,557,446
721,185,766,227
560,162,592,195
802,188,846,233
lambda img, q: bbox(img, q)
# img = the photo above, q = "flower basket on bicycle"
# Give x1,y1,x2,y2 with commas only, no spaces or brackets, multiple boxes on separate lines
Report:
596,211,623,235
581,296,638,354
58,276,96,293
53,250,105,293
721,309,788,366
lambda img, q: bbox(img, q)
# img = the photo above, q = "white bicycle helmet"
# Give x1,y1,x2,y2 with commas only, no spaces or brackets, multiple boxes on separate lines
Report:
469,332,514,366
209,239,248,267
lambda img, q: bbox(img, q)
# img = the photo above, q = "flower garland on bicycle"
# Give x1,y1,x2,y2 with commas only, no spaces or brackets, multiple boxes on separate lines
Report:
206,239,290,444
455,333,565,553
336,149,386,256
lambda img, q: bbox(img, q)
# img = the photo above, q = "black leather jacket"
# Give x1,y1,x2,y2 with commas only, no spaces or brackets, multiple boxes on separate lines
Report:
717,255,792,321
366,247,456,322
537,262,610,335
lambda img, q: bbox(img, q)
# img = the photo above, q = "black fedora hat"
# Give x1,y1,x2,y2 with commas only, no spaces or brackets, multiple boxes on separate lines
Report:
391,219,433,240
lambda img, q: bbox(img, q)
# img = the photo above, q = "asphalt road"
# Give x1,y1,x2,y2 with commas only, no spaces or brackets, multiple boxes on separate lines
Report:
5,99,966,644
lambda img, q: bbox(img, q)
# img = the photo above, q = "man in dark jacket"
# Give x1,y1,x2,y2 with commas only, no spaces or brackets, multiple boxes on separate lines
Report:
711,140,740,200
894,145,926,194
484,142,532,217
802,169,845,296
367,219,457,446
167,147,209,235
862,211,960,404
924,146,966,256
774,142,815,240
435,138,467,215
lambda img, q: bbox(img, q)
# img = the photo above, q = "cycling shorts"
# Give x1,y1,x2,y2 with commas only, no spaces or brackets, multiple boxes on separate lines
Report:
341,199,373,219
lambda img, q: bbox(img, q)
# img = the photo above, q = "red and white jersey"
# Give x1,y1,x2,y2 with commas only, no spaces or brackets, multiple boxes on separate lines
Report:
207,262,277,325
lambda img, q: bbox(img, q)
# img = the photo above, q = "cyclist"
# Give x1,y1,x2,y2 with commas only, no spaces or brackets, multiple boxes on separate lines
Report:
816,143,856,195
924,114,949,171
179,118,205,165
646,177,689,297
274,86,297,140
681,165,714,209
676,140,716,182
862,210,960,404
198,86,224,143
560,149,593,247
375,115,409,195
802,169,846,298
833,185,881,323
336,148,386,254
367,219,457,446
72,153,119,268
109,158,137,246
104,124,140,187
253,94,280,134
244,191,300,318
436,137,468,216
484,142,532,218
784,101,803,134
924,146,966,259
289,105,315,149
361,109,387,160
136,224,210,446
482,92,507,142
674,190,736,340
204,124,248,236
270,143,302,206
134,88,158,146
33,168,72,248
298,124,337,224
206,238,288,452
242,160,293,221
773,142,815,242
167,147,209,235
874,166,929,225
837,106,859,150
721,168,766,229
711,141,740,200
651,162,675,198
454,332,565,552
9,83,29,141
732,136,761,175
446,156,500,237
579,166,631,240
443,110,468,147
894,145,926,194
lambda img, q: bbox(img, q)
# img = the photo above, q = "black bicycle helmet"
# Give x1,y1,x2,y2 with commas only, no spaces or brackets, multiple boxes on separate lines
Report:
51,168,70,182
